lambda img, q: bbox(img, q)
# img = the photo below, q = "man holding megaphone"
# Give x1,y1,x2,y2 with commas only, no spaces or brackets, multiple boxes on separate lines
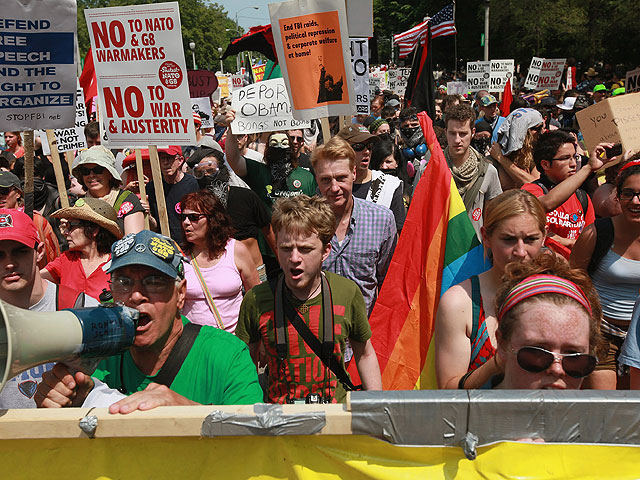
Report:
35,231,263,412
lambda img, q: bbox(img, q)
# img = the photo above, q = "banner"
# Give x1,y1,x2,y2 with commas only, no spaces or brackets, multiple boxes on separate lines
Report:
230,78,310,135
446,81,469,95
188,70,218,98
524,57,566,91
252,64,266,82
1,0,77,131
42,80,88,155
85,2,196,147
387,68,411,95
269,0,356,121
191,97,213,129
626,68,640,94
466,60,513,92
350,38,369,115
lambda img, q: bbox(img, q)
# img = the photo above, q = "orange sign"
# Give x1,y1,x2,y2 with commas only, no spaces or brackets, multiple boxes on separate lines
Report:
252,64,266,82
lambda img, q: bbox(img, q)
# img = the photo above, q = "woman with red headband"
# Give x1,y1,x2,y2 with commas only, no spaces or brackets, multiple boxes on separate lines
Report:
488,254,601,389
435,190,547,389
571,150,640,390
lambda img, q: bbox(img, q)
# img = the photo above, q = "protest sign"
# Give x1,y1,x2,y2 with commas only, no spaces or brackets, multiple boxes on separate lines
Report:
231,74,243,90
466,61,490,91
575,92,640,155
350,38,369,115
626,68,640,94
488,59,514,91
345,0,373,38
387,68,410,95
269,0,355,121
85,2,196,147
252,64,266,82
188,70,218,98
41,80,88,155
1,0,77,131
191,97,213,129
524,57,566,90
370,69,387,95
447,81,469,95
230,77,310,135
217,75,230,98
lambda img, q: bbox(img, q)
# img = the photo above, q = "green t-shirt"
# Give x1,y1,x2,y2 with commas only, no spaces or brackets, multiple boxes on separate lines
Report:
93,317,263,405
236,271,371,404
244,159,317,210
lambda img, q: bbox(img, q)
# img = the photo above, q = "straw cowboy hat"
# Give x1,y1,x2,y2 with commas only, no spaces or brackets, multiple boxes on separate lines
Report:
51,197,123,239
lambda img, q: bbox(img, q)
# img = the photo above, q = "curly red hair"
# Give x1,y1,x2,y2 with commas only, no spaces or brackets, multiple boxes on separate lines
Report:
180,190,235,258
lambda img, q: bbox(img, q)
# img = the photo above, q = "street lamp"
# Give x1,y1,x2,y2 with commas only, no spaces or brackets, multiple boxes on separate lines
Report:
189,41,197,70
218,47,224,74
235,6,259,73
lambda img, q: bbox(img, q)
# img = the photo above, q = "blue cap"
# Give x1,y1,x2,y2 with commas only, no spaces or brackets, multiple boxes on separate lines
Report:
106,230,186,279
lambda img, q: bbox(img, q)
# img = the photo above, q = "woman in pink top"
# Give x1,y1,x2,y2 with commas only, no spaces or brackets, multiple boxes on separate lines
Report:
180,190,259,332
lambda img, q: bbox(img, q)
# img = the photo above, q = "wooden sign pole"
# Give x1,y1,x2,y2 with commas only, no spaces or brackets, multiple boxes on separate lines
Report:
320,117,331,144
45,130,70,209
148,145,170,237
64,151,75,171
23,130,35,218
135,148,150,230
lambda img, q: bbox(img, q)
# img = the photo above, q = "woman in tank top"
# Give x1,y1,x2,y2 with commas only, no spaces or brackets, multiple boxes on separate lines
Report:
434,190,547,389
571,152,640,389
180,190,259,332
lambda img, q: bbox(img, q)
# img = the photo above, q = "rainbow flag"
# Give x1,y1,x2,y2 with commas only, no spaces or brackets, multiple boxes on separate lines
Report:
368,111,490,390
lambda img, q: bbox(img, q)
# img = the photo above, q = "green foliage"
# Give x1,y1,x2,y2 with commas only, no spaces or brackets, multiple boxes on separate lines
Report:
77,0,239,72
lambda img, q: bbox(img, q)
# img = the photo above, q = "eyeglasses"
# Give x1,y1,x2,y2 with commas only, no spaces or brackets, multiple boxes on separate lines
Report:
194,167,218,178
60,221,83,232
110,274,173,294
511,346,597,378
352,143,373,152
619,189,640,202
179,212,207,223
551,153,581,162
79,165,106,176
288,135,303,143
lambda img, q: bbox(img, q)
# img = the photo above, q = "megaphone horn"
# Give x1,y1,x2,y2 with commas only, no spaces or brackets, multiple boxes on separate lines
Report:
0,301,138,393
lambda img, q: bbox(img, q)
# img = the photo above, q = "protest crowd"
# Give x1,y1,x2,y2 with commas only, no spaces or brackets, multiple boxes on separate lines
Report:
2,2,640,431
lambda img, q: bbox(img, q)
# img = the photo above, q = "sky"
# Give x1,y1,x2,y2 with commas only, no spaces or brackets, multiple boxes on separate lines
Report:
214,1,271,33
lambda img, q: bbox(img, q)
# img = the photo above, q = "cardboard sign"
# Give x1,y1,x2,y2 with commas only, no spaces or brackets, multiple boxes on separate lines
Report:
42,80,88,154
466,60,513,92
85,2,196,147
524,57,566,91
1,0,77,131
269,0,356,121
191,97,213,129
188,70,218,98
447,81,469,95
387,68,411,95
230,78,310,135
252,64,266,82
350,38,369,115
216,74,229,98
626,68,640,94
575,92,640,155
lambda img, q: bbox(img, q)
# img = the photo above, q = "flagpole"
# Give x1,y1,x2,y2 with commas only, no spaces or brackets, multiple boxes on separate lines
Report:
453,1,457,74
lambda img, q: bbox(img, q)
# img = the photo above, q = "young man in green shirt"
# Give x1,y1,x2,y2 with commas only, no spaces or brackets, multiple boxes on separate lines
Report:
36,230,263,412
236,195,382,404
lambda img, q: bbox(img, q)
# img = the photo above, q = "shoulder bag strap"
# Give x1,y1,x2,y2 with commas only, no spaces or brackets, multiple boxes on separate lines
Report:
153,323,203,388
190,255,225,329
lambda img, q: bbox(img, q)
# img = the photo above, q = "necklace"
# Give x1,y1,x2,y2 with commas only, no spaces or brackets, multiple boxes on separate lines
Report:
296,280,322,314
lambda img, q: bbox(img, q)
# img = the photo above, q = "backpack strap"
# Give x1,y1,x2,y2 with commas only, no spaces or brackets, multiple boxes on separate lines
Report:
575,188,589,216
587,217,615,275
462,157,490,211
153,322,203,388
469,276,481,343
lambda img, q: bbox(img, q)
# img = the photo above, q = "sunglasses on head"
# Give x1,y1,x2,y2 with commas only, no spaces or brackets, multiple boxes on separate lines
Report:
179,212,206,223
352,142,372,152
512,346,597,378
79,165,106,176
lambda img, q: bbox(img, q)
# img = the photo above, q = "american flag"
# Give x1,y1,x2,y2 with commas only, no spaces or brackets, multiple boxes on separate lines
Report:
393,19,429,59
430,3,457,39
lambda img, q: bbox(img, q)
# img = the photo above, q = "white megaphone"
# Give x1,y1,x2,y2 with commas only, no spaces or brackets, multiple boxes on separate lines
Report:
0,300,139,393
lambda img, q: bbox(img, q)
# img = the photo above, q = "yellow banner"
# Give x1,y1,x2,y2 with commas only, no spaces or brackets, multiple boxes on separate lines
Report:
4,435,640,479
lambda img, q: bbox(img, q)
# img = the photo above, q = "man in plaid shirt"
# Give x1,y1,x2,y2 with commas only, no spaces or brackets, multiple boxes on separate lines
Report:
312,136,397,316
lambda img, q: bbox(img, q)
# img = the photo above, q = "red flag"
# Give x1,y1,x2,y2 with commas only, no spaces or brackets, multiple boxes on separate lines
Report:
79,48,97,104
500,78,513,116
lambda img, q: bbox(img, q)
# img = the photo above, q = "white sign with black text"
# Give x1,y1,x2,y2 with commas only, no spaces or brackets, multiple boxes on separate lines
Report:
350,38,369,115
524,57,566,91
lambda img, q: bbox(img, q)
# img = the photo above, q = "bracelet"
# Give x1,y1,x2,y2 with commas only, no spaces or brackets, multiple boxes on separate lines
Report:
458,370,474,389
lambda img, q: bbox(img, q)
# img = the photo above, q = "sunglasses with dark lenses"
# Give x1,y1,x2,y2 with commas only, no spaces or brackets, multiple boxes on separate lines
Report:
0,186,14,195
352,142,373,152
179,212,207,223
288,135,303,142
619,189,640,202
79,165,106,176
513,346,597,378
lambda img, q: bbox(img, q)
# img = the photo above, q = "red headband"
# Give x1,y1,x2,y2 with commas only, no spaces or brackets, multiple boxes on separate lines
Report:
617,159,640,176
497,274,592,322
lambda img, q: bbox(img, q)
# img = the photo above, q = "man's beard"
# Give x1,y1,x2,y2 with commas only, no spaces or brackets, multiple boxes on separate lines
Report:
266,148,293,190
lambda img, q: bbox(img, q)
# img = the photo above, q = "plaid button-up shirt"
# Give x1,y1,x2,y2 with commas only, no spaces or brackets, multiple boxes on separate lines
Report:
324,197,397,315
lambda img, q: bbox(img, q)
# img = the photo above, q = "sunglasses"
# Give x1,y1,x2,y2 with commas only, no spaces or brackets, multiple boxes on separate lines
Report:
0,186,14,195
352,142,373,152
288,135,303,142
61,221,83,232
512,346,597,378
180,212,206,223
79,165,106,176
619,189,640,202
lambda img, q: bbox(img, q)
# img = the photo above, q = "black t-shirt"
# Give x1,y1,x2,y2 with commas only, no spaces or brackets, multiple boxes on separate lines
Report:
352,179,406,231
296,152,314,176
227,186,271,240
147,173,199,243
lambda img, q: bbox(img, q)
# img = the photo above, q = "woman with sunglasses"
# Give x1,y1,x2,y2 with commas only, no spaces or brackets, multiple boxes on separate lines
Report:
72,146,145,235
41,198,123,299
180,190,259,333
435,190,547,389
570,151,640,389
489,253,601,389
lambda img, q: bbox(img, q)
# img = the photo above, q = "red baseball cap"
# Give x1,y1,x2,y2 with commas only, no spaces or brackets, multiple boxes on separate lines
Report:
122,146,183,168
0,209,40,248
